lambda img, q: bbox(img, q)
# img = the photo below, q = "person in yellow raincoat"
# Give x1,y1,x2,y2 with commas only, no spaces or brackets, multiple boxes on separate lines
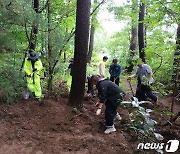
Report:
23,52,43,100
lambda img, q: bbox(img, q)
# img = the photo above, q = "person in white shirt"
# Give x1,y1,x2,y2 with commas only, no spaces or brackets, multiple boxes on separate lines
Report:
98,56,108,77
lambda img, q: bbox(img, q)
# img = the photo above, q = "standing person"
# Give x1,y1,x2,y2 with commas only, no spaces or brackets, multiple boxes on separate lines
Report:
23,52,43,101
64,58,74,92
109,58,121,86
98,56,108,77
40,47,46,58
127,58,157,103
91,75,126,134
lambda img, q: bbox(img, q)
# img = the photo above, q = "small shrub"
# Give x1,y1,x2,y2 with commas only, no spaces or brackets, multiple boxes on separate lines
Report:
121,97,162,142
0,65,25,104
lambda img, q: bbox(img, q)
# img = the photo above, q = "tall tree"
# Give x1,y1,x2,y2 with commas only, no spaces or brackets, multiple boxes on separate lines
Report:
47,0,53,94
138,2,146,62
28,0,40,53
170,23,180,120
172,24,180,94
87,0,105,63
126,0,138,73
68,0,91,108
21,0,40,71
87,24,95,63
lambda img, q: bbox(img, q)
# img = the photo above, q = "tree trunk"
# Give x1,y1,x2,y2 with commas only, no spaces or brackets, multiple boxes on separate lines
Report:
126,0,138,73
68,0,91,108
47,0,53,95
41,31,45,50
87,25,95,63
64,51,66,62
21,0,39,70
172,24,180,94
138,2,145,62
176,24,180,50
173,23,180,89
127,27,138,73
170,24,180,121
28,0,39,53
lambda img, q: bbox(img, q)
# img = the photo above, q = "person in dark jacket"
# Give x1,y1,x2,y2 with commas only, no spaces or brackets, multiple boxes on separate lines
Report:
91,75,126,134
109,59,121,86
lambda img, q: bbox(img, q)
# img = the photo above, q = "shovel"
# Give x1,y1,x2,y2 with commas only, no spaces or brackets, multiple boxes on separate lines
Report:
128,81,135,96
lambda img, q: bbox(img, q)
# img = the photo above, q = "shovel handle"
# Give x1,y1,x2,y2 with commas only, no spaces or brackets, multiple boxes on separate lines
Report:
128,81,135,96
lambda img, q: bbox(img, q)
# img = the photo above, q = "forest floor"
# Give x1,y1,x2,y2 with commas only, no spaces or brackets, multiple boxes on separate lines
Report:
0,81,180,154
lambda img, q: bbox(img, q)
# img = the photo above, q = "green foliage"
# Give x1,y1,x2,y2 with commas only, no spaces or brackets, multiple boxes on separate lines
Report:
144,27,176,89
94,27,130,70
87,52,100,75
0,0,33,52
108,0,138,22
163,109,174,116
0,0,179,100
105,0,178,93
0,61,25,104
146,0,180,25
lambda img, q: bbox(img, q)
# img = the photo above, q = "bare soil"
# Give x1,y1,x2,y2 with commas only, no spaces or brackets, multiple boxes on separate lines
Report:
0,83,179,154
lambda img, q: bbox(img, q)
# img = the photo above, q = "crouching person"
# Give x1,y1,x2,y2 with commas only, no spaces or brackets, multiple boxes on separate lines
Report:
91,75,126,134
23,52,43,101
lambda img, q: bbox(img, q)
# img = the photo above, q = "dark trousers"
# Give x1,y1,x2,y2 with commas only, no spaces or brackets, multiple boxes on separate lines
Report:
110,76,120,86
87,77,94,95
136,84,157,102
105,100,117,127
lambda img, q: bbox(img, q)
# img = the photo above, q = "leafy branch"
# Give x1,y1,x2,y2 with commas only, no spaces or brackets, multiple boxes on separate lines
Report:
158,1,179,23
38,0,50,13
153,52,163,75
90,0,106,16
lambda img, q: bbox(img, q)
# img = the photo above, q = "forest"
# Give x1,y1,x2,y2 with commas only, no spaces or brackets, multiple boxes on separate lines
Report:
0,0,179,154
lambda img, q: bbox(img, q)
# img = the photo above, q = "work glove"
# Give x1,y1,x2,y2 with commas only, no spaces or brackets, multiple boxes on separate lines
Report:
127,76,132,80
149,78,154,85
95,102,102,115
96,108,102,115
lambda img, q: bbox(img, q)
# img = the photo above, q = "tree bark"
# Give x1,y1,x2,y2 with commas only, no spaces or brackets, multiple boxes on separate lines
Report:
126,0,138,73
127,27,138,73
170,24,180,122
138,2,146,62
172,24,180,94
87,25,95,63
176,24,180,50
28,0,40,53
47,0,53,94
64,51,66,62
68,0,91,108
173,24,180,94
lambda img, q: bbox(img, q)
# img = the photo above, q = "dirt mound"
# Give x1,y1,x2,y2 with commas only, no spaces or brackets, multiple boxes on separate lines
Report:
0,97,136,154
0,95,179,154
